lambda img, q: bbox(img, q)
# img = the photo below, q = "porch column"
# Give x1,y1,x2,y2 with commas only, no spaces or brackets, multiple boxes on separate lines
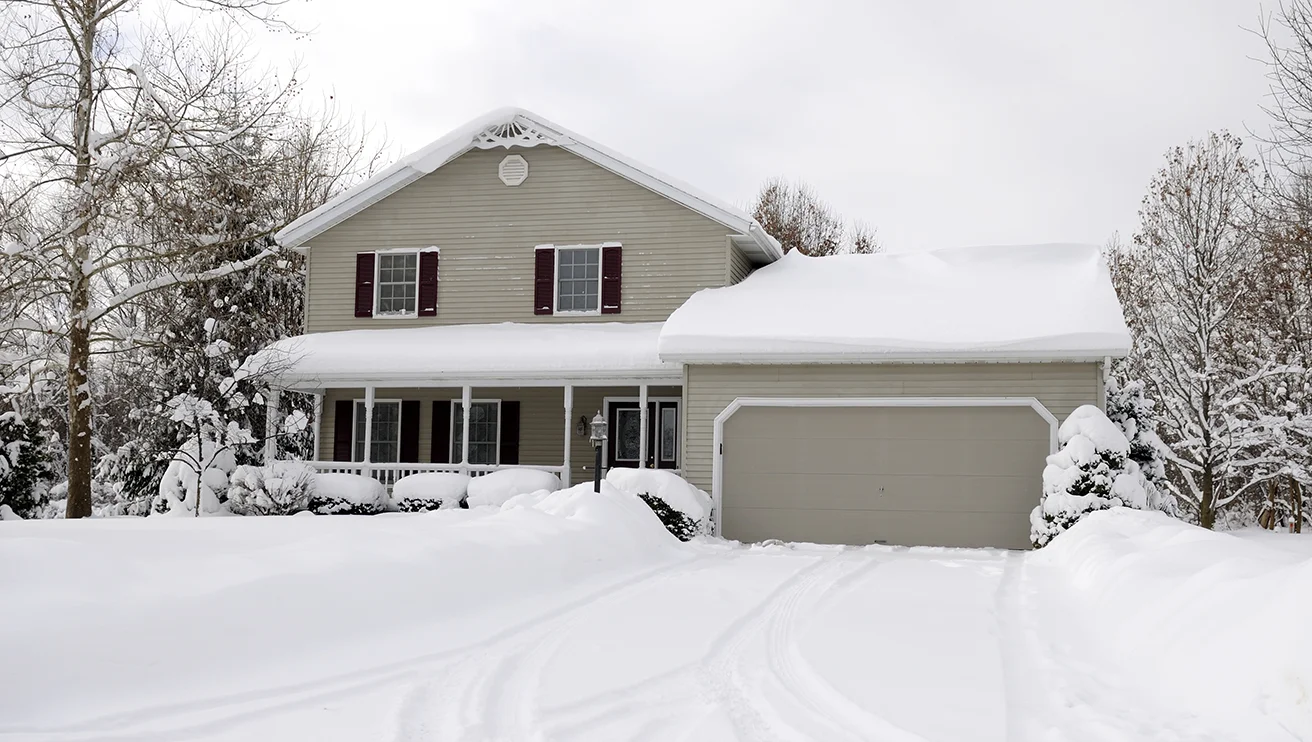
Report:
311,393,323,462
638,383,648,470
263,387,280,465
460,384,472,476
562,383,573,488
362,386,375,478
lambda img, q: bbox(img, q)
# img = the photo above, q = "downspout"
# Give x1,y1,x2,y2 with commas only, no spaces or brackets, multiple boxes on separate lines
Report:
1099,355,1112,411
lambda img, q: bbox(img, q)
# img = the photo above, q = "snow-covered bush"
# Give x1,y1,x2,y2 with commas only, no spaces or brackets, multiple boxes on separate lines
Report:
151,438,237,516
0,410,53,519
1106,375,1175,514
310,473,388,515
227,462,316,515
466,468,562,508
390,472,470,512
1031,405,1166,547
606,469,712,541
94,443,166,517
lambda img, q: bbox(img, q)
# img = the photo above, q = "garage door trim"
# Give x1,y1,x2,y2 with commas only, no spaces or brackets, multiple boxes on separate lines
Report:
710,396,1059,537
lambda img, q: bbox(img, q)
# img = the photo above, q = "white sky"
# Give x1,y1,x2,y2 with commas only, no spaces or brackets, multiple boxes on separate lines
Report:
255,0,1273,252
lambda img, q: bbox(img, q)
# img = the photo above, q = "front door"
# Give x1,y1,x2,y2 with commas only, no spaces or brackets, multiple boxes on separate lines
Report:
607,400,679,470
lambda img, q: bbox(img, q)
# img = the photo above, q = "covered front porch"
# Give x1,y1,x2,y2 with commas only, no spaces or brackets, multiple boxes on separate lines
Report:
259,321,682,489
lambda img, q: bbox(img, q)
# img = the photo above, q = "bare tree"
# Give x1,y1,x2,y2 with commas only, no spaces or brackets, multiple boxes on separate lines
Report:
0,1,300,518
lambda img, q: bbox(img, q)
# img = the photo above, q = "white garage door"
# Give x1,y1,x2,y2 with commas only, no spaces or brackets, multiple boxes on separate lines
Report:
719,403,1051,549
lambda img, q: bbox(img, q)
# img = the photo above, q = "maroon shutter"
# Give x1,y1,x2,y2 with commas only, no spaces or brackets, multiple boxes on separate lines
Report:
353,253,375,318
399,400,421,462
332,400,354,461
499,401,520,465
431,400,452,463
417,250,439,317
601,245,622,314
534,247,555,315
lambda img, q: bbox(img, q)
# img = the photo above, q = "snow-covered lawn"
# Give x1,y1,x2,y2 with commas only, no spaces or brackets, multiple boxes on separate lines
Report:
2,490,1309,741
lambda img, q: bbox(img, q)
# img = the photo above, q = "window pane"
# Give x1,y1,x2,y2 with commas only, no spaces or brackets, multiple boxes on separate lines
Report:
661,406,677,462
375,252,418,315
453,401,499,465
615,409,640,461
354,401,401,462
556,247,600,312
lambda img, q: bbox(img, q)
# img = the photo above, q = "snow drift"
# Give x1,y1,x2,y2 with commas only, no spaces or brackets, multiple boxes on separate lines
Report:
1033,509,1312,737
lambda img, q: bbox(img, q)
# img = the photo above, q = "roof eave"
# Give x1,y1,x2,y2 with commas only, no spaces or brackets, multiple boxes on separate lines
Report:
658,347,1132,365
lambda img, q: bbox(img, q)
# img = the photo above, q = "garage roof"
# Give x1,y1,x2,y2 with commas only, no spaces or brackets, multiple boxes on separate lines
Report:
658,244,1132,363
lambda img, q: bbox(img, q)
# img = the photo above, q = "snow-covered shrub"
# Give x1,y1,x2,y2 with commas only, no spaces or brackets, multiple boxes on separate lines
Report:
390,472,470,512
227,462,316,515
151,439,237,516
94,443,166,517
0,410,53,519
605,469,712,541
1031,405,1162,548
1106,375,1175,514
466,468,562,508
310,473,388,515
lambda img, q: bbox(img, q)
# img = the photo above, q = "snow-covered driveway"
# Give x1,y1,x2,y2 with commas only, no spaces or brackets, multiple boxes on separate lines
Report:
3,489,1308,741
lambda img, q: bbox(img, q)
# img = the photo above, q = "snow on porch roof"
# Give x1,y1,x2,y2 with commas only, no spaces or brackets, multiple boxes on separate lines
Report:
262,322,678,388
658,244,1133,363
274,108,782,262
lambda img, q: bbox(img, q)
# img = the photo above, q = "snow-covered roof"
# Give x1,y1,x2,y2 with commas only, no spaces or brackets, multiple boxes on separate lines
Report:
658,244,1133,363
275,108,782,263
263,322,678,388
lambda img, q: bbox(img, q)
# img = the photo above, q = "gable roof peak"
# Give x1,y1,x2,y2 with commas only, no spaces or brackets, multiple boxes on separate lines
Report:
277,107,782,262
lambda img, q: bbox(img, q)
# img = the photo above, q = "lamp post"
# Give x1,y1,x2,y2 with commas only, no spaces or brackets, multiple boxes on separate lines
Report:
589,410,608,493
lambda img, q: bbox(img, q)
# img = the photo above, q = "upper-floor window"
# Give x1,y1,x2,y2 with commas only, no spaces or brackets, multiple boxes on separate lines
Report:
376,251,418,316
555,246,600,314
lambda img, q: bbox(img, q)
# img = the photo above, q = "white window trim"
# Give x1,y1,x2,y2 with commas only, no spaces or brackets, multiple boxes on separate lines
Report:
709,396,1060,538
351,398,403,463
372,248,421,319
602,396,681,469
450,398,502,465
547,242,619,316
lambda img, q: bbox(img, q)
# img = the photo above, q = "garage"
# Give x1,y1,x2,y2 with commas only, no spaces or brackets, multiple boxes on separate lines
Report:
718,401,1054,549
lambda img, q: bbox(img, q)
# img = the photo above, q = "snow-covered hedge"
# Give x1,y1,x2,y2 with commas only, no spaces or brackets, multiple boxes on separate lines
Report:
310,473,388,515
1030,405,1164,547
151,439,236,516
606,469,711,541
390,472,470,512
466,468,562,508
227,462,316,516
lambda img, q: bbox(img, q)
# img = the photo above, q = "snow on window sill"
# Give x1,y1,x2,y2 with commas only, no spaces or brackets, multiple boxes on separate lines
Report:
372,311,420,319
554,309,601,317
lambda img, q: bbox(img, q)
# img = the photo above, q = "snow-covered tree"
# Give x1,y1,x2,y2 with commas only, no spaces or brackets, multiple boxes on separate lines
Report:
1031,406,1159,547
0,2,303,518
0,408,54,519
1105,371,1175,514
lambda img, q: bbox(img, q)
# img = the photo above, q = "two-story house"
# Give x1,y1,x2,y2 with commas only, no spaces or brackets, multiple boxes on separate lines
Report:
265,108,1132,549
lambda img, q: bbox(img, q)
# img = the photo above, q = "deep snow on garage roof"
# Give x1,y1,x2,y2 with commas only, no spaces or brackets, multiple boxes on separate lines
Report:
657,243,1133,362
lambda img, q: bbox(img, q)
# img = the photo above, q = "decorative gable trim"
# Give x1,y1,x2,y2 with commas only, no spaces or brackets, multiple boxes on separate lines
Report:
474,121,558,150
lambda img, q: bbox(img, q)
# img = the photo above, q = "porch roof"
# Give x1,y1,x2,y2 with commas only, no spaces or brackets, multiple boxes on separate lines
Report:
261,321,679,389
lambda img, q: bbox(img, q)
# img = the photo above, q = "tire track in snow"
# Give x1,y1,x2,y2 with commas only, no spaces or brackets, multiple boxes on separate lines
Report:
762,550,932,742
26,554,700,742
396,551,746,741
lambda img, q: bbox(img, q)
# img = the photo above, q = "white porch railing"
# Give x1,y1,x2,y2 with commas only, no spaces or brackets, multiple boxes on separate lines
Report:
305,461,567,489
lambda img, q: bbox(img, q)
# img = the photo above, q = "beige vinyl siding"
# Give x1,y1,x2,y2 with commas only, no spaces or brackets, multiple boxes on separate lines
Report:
728,241,754,285
304,146,738,332
320,385,680,486
682,362,1101,492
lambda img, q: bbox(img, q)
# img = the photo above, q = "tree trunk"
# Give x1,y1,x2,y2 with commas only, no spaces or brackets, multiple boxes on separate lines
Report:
63,2,99,519
1292,477,1303,534
1198,461,1216,530
1260,478,1278,530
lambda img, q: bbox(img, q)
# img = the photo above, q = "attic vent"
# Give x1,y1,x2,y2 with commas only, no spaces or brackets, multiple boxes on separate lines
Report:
499,154,529,186
473,118,558,150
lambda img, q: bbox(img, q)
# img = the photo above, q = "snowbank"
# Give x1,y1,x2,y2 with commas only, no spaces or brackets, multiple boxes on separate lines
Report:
659,244,1132,361
1033,509,1312,736
0,481,686,731
391,472,470,511
606,469,712,541
466,468,562,508
311,473,388,515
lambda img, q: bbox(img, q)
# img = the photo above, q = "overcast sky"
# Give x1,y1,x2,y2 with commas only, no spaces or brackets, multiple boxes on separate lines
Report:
257,0,1272,252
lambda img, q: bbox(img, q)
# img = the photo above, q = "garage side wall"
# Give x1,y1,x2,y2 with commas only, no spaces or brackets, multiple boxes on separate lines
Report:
682,362,1101,492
